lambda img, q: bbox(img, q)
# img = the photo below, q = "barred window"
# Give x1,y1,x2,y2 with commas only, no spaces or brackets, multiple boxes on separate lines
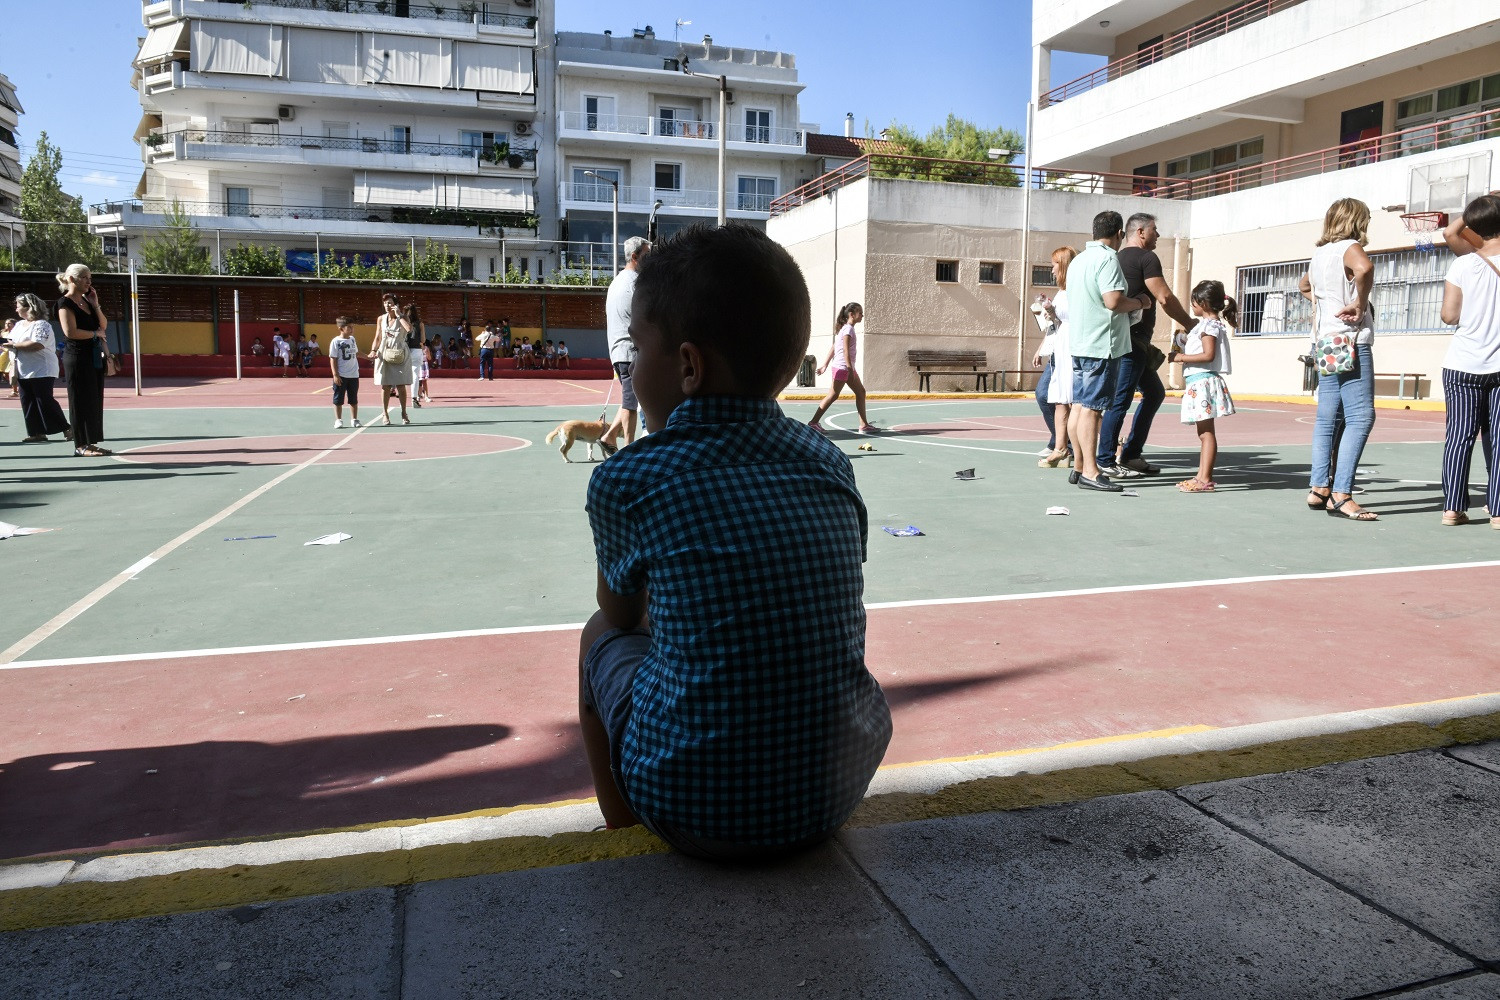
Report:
1031,264,1057,287
1236,247,1457,336
935,260,958,283
979,262,1003,284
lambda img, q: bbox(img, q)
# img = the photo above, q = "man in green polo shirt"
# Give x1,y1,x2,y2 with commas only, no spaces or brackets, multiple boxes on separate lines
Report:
1064,211,1156,492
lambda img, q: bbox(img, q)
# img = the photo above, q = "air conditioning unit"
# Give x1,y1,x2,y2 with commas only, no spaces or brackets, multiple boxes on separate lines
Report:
514,121,531,136
515,0,533,5
277,105,296,121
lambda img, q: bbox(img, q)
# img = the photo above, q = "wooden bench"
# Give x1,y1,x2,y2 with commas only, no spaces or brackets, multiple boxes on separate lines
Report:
1374,372,1426,400
907,350,1004,392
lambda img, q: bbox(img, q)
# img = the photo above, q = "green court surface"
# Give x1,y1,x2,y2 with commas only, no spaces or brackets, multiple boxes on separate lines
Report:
1,391,1486,664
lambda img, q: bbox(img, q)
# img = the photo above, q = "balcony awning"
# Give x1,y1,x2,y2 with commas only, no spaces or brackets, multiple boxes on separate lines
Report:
193,22,285,77
134,172,147,199
447,177,530,211
454,43,533,94
135,21,189,67
356,171,439,208
133,113,163,141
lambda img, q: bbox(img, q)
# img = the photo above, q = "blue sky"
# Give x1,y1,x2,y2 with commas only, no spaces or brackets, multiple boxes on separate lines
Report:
3,0,1099,211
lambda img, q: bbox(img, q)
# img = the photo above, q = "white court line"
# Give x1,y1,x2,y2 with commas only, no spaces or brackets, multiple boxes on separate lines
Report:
8,559,1500,671
0,426,369,666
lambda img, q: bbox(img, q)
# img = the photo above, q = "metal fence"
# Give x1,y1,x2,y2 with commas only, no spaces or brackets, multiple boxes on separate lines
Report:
207,0,537,29
1236,247,1457,337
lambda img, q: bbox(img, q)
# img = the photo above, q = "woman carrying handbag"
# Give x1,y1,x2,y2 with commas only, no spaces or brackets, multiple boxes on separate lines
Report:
1437,194,1500,527
368,292,413,425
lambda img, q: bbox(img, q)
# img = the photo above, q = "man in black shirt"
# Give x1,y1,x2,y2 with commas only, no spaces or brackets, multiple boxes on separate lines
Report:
1098,213,1195,477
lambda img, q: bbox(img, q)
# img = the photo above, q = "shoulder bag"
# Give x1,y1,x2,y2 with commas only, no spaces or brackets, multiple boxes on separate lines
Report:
1310,286,1355,377
379,319,409,367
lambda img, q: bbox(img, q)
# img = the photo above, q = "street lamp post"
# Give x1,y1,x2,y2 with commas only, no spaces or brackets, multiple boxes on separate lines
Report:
682,64,728,226
649,199,664,243
583,169,619,273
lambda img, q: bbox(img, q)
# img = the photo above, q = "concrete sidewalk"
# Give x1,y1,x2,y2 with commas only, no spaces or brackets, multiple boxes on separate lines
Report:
3,730,1498,999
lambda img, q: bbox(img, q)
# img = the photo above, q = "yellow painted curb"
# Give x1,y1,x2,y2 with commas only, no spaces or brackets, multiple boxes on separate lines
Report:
3,712,1493,932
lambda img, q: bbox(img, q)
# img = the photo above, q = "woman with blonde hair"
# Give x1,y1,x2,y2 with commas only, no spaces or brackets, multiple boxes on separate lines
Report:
1037,246,1078,467
1299,198,1377,520
55,264,112,457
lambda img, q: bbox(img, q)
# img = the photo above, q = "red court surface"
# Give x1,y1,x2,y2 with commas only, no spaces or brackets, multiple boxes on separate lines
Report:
4,564,1495,860
118,432,530,466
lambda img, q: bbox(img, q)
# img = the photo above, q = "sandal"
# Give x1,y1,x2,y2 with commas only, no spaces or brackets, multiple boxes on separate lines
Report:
21,435,47,443
1177,478,1216,493
1038,449,1070,468
74,447,105,457
1327,497,1378,521
1441,511,1470,526
1306,488,1331,511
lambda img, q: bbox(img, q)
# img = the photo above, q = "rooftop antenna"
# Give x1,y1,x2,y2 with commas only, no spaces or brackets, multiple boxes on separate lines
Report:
674,18,692,42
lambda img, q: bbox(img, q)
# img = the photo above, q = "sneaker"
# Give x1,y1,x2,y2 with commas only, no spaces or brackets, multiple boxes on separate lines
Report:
1098,463,1143,480
1122,457,1161,475
352,418,362,427
334,419,344,429
858,424,883,434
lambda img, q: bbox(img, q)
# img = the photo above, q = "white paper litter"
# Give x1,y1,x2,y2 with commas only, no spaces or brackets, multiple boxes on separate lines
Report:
1120,489,1140,497
0,521,49,540
1045,506,1070,516
304,532,353,546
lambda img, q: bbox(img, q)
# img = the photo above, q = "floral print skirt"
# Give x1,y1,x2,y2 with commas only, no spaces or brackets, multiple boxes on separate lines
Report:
1181,373,1235,423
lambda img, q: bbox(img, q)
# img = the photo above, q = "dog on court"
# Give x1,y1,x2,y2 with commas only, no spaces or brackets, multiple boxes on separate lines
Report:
544,419,611,463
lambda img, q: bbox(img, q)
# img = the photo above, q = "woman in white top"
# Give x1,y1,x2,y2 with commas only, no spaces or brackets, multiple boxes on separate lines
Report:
1038,246,1078,467
1437,194,1500,527
8,293,71,443
1299,198,1377,521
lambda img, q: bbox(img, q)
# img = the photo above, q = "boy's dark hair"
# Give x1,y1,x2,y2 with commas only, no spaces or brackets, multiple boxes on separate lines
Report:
335,316,352,328
1464,194,1500,240
1092,211,1125,240
633,224,810,397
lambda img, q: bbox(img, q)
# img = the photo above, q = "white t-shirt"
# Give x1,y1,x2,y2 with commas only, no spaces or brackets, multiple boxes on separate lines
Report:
1442,253,1500,374
329,333,360,378
605,267,639,365
1182,318,1232,376
1308,240,1374,346
9,319,59,380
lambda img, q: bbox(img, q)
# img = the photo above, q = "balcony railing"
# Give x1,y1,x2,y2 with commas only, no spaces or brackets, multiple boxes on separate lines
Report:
89,199,535,230
150,129,538,165
1041,0,1309,107
209,0,537,29
561,112,805,147
770,108,1500,217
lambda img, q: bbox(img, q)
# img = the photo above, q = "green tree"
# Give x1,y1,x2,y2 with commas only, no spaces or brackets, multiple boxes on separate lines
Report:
221,242,289,277
17,132,108,272
882,115,1025,185
139,199,212,275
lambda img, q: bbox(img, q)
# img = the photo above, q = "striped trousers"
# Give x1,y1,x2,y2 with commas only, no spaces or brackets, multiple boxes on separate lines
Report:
1441,367,1500,513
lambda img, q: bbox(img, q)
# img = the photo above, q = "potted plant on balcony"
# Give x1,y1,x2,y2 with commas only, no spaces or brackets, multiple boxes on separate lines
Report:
488,140,510,165
145,133,164,149
373,0,389,12
506,151,524,169
459,0,477,19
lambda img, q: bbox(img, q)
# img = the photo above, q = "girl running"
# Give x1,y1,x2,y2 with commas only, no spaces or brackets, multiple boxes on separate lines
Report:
808,302,876,434
1168,280,1237,493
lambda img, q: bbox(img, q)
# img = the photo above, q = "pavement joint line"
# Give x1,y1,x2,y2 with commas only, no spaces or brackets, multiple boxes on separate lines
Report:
2,696,1496,932
0,425,369,665
9,560,1500,671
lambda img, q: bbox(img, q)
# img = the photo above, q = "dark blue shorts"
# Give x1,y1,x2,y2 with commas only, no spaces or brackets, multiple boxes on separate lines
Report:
332,377,359,407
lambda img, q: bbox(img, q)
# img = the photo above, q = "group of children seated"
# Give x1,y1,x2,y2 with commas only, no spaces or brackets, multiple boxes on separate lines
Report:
252,330,319,376
512,337,569,370
424,335,475,369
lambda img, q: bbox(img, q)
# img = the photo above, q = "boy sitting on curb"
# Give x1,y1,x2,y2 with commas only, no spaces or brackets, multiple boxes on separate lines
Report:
579,224,892,861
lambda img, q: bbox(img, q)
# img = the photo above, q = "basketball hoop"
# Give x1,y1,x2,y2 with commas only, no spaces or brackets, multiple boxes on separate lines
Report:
1400,211,1447,253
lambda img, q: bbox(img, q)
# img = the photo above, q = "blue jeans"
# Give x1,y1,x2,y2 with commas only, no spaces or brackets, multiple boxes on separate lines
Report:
1097,344,1165,467
479,348,494,379
1310,344,1376,495
1035,358,1055,449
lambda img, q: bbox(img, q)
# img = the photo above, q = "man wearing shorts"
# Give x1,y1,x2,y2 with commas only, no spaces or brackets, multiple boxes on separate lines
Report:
599,236,651,455
329,316,362,429
1064,211,1155,492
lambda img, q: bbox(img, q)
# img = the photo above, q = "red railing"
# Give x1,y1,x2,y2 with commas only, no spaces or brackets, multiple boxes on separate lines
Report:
1041,0,1308,108
769,108,1500,218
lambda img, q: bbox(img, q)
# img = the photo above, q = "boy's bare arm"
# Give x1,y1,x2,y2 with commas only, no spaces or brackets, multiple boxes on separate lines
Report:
596,569,648,630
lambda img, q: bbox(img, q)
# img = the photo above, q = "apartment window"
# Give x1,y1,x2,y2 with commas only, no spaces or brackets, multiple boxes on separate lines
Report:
935,260,958,283
584,95,616,132
745,108,771,143
1395,73,1500,154
979,262,1003,285
1236,248,1457,336
653,162,682,193
1165,137,1264,193
460,256,475,281
391,126,411,152
225,186,251,217
323,122,350,140
461,130,509,154
0,125,16,148
573,166,620,203
658,106,698,138
736,176,776,212
1031,264,1057,287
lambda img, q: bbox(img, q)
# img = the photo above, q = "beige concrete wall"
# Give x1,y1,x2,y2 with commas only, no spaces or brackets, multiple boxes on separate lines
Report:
1109,0,1241,63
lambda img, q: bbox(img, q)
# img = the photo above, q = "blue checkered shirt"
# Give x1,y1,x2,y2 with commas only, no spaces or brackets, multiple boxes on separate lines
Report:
586,395,892,845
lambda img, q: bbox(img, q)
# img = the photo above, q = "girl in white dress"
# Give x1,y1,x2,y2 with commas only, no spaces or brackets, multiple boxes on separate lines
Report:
1039,246,1078,467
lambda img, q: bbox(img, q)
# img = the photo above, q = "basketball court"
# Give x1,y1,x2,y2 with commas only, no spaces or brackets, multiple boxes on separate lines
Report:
2,378,1496,861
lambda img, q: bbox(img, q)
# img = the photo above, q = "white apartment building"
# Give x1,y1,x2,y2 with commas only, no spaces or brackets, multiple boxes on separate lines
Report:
91,0,554,282
553,27,808,267
1033,0,1500,394
0,72,23,256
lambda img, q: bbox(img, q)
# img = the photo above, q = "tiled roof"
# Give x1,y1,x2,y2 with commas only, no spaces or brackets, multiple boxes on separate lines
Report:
805,134,904,158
